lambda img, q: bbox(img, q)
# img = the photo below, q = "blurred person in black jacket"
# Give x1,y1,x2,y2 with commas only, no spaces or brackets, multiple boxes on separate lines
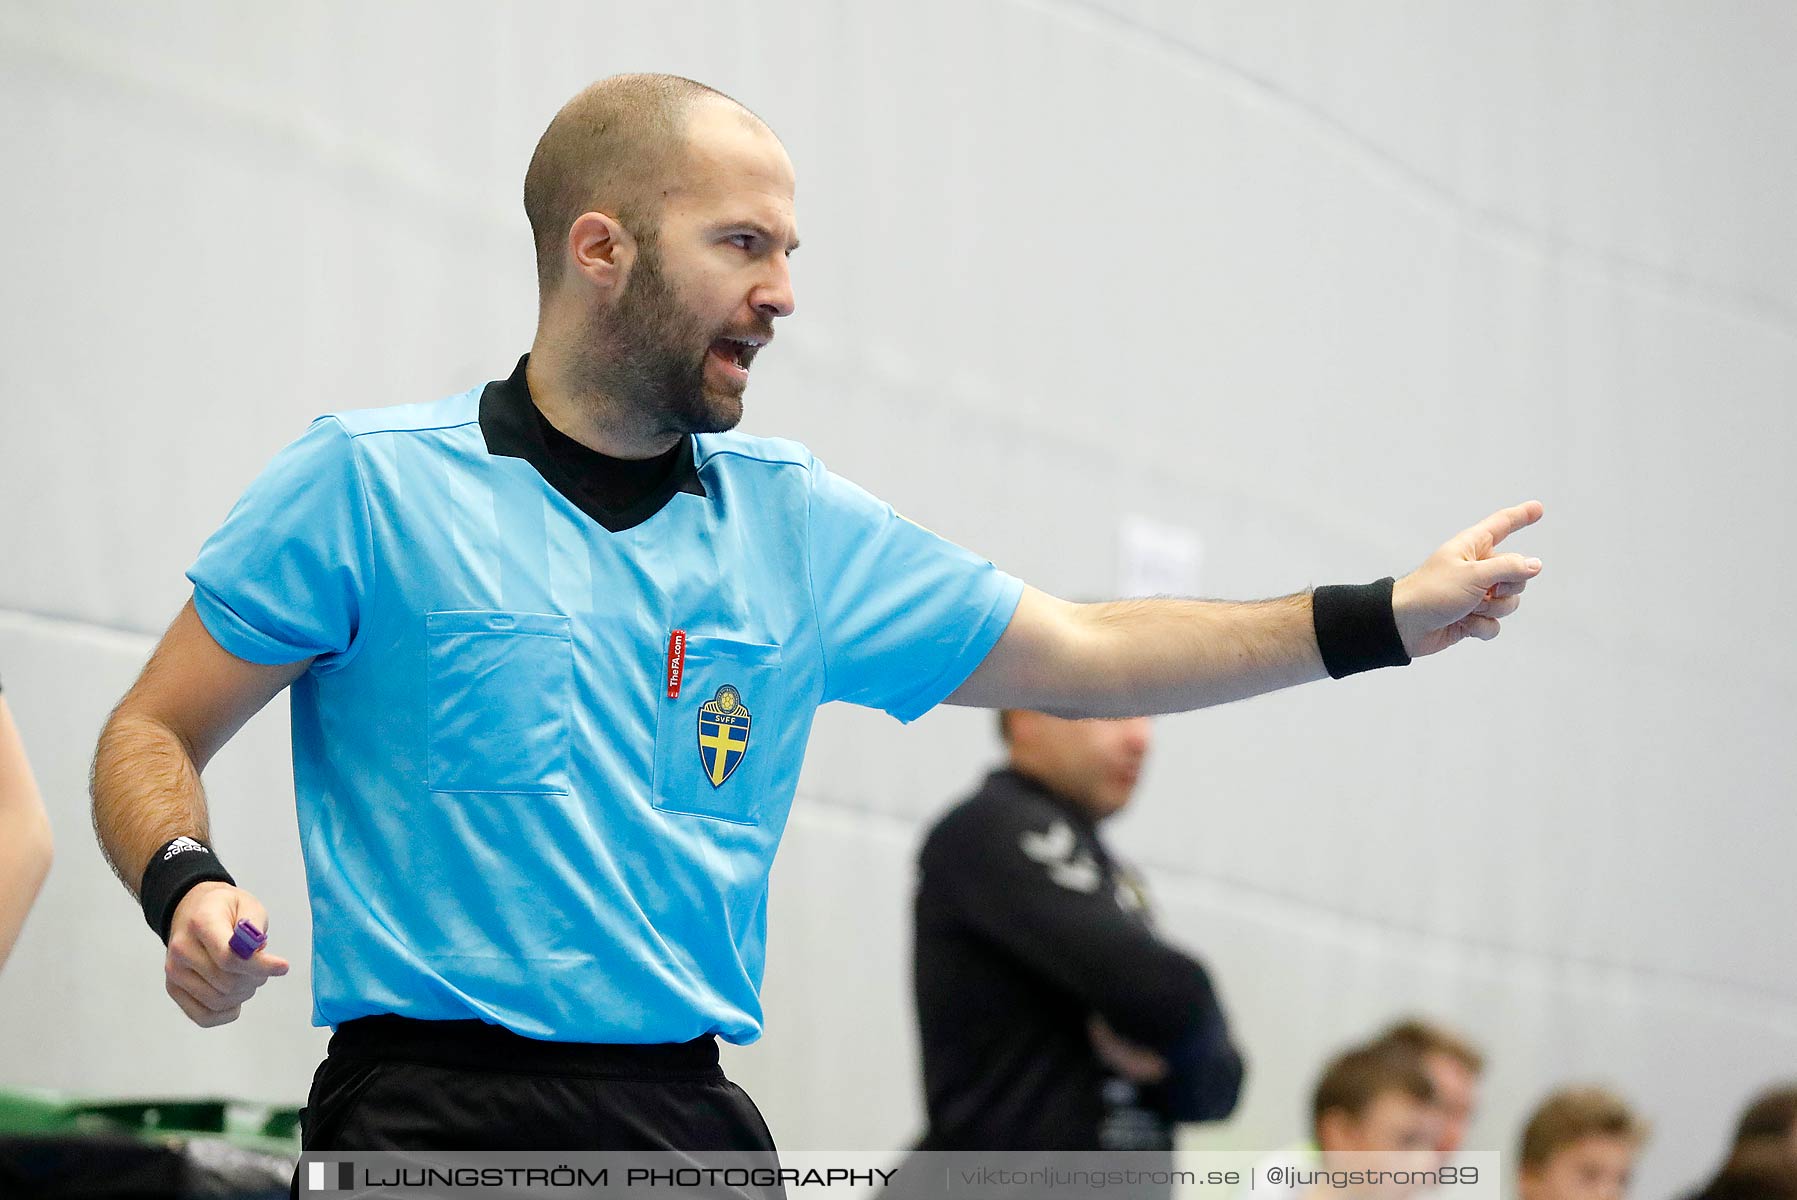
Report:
908,707,1243,1154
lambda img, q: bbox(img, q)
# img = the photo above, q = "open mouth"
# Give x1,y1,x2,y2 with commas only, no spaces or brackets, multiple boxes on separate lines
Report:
708,335,765,375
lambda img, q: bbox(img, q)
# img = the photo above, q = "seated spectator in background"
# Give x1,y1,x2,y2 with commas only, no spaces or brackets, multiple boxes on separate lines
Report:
0,677,54,972
1690,1145,1797,1200
1685,1086,1797,1200
1517,1087,1648,1200
1370,1017,1484,1159
1245,1040,1438,1200
910,709,1244,1152
1313,1043,1439,1160
1724,1086,1797,1163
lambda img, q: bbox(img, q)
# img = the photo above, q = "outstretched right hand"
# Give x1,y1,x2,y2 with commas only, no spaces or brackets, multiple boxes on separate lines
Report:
164,881,289,1027
1392,500,1545,657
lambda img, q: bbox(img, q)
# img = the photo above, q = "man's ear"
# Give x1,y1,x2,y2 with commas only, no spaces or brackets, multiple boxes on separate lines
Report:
565,211,636,295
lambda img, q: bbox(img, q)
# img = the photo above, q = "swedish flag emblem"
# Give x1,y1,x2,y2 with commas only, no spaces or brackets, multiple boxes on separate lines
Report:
697,685,752,788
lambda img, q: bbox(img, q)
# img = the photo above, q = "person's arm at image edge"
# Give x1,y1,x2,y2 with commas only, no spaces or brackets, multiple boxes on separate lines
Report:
91,597,307,1024
0,692,54,973
948,502,1543,714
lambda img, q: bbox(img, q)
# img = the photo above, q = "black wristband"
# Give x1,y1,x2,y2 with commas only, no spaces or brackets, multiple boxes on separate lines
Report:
1312,577,1411,679
141,837,236,944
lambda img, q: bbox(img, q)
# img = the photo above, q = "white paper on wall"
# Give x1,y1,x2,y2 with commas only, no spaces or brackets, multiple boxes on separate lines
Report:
1116,514,1204,598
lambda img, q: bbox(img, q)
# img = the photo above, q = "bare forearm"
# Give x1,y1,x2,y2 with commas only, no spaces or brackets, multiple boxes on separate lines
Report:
91,710,211,897
949,588,1330,716
0,701,53,968
0,818,52,968
953,502,1546,717
89,600,306,898
1061,594,1326,717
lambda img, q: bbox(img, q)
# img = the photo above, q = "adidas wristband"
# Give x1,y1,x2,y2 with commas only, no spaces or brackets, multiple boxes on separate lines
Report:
141,836,236,944
1312,577,1411,679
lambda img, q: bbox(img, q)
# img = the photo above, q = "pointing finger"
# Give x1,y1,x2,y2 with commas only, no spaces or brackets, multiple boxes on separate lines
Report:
1464,501,1544,553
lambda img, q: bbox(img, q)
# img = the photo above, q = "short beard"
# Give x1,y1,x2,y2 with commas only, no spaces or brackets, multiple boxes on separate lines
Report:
578,236,742,439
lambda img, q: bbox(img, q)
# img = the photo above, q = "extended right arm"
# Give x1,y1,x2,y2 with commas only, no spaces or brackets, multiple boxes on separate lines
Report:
92,598,309,1024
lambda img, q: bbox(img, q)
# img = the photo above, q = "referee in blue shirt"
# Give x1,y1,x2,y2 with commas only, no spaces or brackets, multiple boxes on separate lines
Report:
91,74,1544,1165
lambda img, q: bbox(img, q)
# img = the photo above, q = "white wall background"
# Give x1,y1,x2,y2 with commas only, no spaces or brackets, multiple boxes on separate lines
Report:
2,1,1793,1194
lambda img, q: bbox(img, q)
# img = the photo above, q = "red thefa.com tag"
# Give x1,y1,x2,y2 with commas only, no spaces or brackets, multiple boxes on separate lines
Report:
666,630,687,699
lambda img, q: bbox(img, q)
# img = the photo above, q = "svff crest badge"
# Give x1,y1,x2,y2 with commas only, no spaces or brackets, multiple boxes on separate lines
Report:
697,685,752,787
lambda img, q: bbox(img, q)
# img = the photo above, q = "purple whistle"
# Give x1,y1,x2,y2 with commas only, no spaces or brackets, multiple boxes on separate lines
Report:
228,919,267,960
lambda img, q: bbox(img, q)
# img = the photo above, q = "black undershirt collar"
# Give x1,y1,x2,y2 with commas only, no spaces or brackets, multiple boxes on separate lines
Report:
478,354,706,533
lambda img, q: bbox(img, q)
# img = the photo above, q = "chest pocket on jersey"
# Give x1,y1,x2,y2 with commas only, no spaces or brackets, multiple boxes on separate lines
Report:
426,610,572,793
652,636,781,824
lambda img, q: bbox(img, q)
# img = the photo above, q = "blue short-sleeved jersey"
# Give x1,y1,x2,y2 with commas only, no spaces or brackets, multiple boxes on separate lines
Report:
187,359,1022,1043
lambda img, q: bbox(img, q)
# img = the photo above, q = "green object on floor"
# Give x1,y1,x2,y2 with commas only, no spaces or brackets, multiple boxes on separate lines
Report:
0,1087,301,1153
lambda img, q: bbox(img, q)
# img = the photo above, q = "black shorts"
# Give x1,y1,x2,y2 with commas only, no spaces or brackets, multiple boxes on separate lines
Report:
293,1015,781,1196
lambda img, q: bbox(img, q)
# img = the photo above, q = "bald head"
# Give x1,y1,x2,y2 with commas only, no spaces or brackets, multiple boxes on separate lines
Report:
524,73,769,294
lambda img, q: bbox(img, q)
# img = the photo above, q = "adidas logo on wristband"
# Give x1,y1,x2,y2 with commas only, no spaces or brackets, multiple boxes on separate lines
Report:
143,836,236,944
